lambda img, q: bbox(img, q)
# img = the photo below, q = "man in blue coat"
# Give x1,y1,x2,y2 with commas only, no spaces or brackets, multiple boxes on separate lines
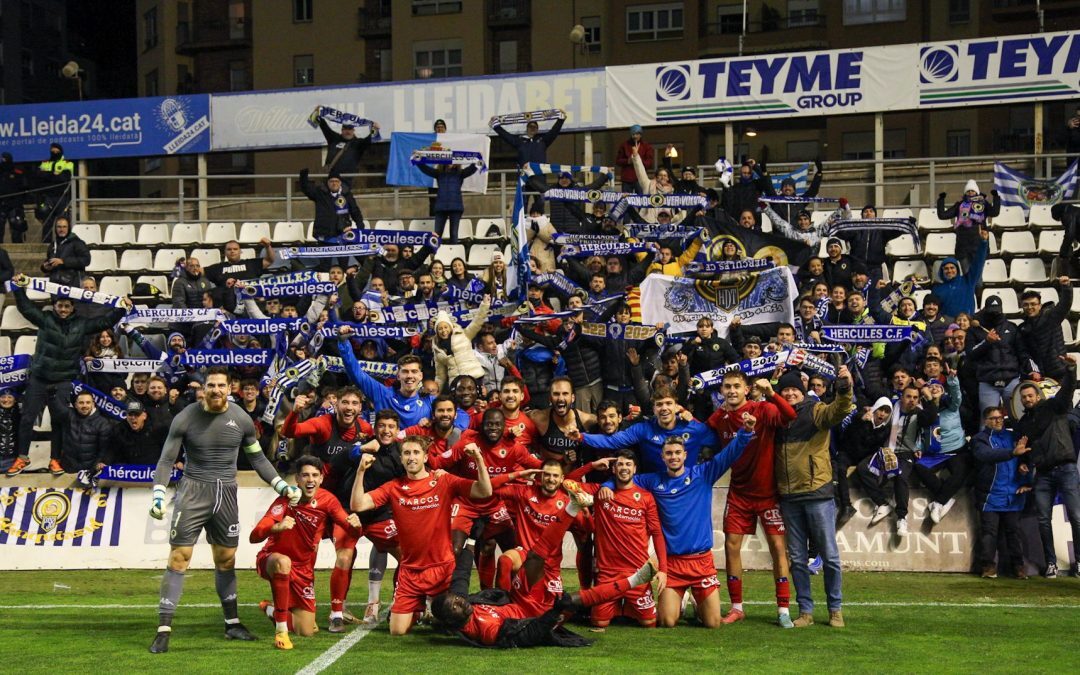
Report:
931,227,989,317
971,407,1033,579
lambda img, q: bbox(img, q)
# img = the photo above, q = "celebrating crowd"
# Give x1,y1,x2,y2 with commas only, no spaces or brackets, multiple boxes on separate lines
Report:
1,113,1079,653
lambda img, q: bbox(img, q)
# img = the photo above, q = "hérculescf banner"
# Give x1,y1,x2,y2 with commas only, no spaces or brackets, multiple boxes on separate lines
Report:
640,267,797,336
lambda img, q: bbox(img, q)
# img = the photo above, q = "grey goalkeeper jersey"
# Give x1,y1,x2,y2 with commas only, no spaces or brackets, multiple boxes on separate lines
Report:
154,401,277,486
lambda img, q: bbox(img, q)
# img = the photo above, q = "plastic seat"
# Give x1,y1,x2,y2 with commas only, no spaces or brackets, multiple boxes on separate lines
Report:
1008,258,1048,285
98,275,133,298
153,248,187,272
203,222,237,244
999,231,1037,256
87,249,118,273
982,288,1020,316
1038,229,1064,255
170,223,204,245
1,305,34,331
102,224,136,247
73,224,102,245
474,218,506,240
441,218,473,241
1028,287,1059,307
434,244,467,267
306,222,315,240
407,219,435,232
119,249,153,272
917,208,951,231
991,205,1027,229
1029,204,1060,228
273,221,307,242
892,260,929,281
191,248,221,266
810,211,831,227
376,219,405,231
137,223,171,245
0,336,11,357
135,275,170,295
924,233,956,258
759,212,773,233
34,408,50,433
882,208,914,220
885,234,919,258
981,258,1009,286
14,336,37,355
238,222,271,243
239,248,257,260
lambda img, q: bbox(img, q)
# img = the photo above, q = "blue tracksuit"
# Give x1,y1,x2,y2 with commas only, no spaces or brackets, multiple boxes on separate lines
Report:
338,338,433,427
582,417,720,474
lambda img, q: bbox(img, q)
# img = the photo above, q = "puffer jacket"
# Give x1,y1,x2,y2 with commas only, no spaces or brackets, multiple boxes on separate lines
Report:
1015,369,1076,470
931,375,966,453
841,397,893,463
683,334,740,376
1017,279,1073,380
416,163,478,213
775,378,854,500
930,242,988,317
433,300,490,388
526,215,558,273
59,407,114,472
971,427,1030,512
13,287,126,383
518,321,604,388
170,270,214,308
967,311,1021,384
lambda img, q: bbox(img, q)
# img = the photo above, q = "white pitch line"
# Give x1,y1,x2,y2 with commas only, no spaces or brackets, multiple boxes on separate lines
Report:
295,608,389,675
1,601,1078,610
0,602,262,609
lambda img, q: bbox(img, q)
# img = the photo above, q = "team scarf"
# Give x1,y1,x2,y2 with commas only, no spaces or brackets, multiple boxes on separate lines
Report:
626,224,703,241
759,195,840,204
609,194,708,221
557,241,657,260
308,106,382,141
368,299,465,325
531,272,585,297
954,197,989,229
822,217,919,243
879,277,927,315
171,349,273,368
6,277,128,309
684,259,774,275
550,232,620,245
513,295,621,323
521,162,614,179
491,109,565,126
541,186,626,206
240,270,330,297
690,354,784,392
793,314,823,341
443,280,490,306
329,228,439,249
243,279,336,297
786,348,838,379
221,318,309,335
83,357,167,374
320,355,397,377
815,296,831,319
323,322,419,339
580,322,665,348
70,380,127,421
822,325,914,343
788,342,848,354
125,308,224,324
97,464,182,483
0,355,31,389
277,243,383,260
410,147,486,171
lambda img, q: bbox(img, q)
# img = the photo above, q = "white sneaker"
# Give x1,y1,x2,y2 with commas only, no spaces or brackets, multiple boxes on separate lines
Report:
896,517,909,537
938,498,956,520
869,503,892,525
929,502,942,524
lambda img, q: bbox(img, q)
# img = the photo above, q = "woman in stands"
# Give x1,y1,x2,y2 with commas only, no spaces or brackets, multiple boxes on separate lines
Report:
428,260,448,296
84,329,126,393
482,253,508,301
447,257,472,292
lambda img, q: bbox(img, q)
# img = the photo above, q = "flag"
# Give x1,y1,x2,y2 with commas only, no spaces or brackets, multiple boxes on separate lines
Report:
387,132,491,194
770,163,810,193
507,169,530,302
707,218,813,268
0,486,123,546
993,159,1078,216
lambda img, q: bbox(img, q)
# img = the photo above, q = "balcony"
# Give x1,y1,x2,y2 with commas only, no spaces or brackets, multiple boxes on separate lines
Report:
175,19,251,55
700,13,828,56
488,0,530,26
357,6,391,37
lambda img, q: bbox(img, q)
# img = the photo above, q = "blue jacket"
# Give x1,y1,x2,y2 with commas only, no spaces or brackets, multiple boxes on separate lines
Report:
493,117,564,166
931,240,988,317
936,375,966,453
582,417,720,474
416,163,479,213
971,427,1031,512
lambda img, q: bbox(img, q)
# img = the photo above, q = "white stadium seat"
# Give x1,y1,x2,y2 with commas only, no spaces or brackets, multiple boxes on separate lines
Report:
205,222,238,244
87,249,118,273
240,248,257,260
0,337,10,357
239,222,272,243
377,219,405,231
885,234,919,258
102,224,136,247
14,336,37,356
1028,203,1060,228
435,244,467,267
891,260,928,281
1028,287,1058,307
998,231,1037,256
991,205,1027,229
153,248,187,272
442,218,473,241
73,223,102,245
99,276,133,297
119,249,153,272
982,288,1020,316
760,212,773,233
273,221,307,242
980,258,1008,286
191,248,221,266
1038,230,1064,255
135,275,170,295
916,208,951,231
475,218,506,240
810,211,831,227
1,306,34,331
34,408,50,433
137,223,171,245
407,219,436,232
924,233,955,258
1008,258,1048,284
170,223,204,244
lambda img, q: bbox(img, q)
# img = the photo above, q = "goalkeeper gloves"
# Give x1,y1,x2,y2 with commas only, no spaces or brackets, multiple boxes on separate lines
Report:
149,485,166,520
272,477,302,506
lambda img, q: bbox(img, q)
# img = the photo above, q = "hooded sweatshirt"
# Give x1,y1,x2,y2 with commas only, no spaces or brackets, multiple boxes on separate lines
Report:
931,240,988,317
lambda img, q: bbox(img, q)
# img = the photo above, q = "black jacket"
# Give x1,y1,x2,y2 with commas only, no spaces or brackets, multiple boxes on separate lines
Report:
42,232,90,287
1015,369,1076,470
967,312,1021,384
14,288,126,383
838,228,902,269
546,173,609,231
300,170,364,241
683,335,740,376
170,270,214,309
0,248,13,286
329,442,404,525
841,415,891,463
519,322,605,388
494,117,564,166
1017,280,1073,380
318,118,373,176
107,422,167,465
723,173,773,221
59,408,113,472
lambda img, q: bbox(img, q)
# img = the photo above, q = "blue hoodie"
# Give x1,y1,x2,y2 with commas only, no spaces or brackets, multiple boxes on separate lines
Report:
930,240,988,317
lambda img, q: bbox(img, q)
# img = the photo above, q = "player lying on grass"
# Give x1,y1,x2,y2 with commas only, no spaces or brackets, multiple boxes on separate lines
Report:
430,488,659,648
250,456,361,650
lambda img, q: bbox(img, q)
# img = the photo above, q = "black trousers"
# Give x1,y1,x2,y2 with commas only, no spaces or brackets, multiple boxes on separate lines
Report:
857,455,914,518
913,453,971,504
979,511,1023,570
17,378,72,461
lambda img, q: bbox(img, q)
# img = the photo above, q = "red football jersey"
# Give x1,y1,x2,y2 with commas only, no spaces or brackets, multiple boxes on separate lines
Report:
460,602,530,646
251,489,352,569
367,471,474,569
470,408,539,449
499,482,583,558
433,430,542,510
707,394,796,500
581,483,667,574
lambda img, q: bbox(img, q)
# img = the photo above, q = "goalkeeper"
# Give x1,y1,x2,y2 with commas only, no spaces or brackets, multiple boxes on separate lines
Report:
147,367,302,654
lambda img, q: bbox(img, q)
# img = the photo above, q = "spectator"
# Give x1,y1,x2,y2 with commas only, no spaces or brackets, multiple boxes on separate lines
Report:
837,398,893,528
918,294,953,347
1052,203,1080,278
171,257,214,309
1014,355,1080,578
300,168,363,243
446,257,473,293
204,239,276,312
767,160,824,227
5,275,127,477
545,171,609,232
83,329,126,393
646,230,706,276
491,111,565,212
913,369,971,525
615,124,654,194
40,216,89,287
35,143,72,242
58,391,114,486
311,109,379,185
724,160,772,222
931,228,989,318
1017,277,1073,382
373,244,432,295
967,295,1022,411
936,182,1000,270
107,400,168,465
838,205,899,283
0,152,27,243
416,161,479,245
481,253,508,301
971,406,1033,579
525,206,558,273
0,389,20,473
630,152,678,223
0,246,14,291
433,296,491,391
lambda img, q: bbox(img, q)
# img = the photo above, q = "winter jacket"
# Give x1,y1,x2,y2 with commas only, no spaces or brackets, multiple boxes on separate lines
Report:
518,322,604,388
317,117,373,177
615,139,654,185
723,172,773,221
1017,279,1073,380
775,378,854,500
299,170,364,240
937,190,1000,263
13,288,126,383
433,300,490,389
59,408,113,472
931,241,988,317
840,397,893,463
646,236,704,276
932,375,966,454
170,270,214,309
890,399,938,458
683,334,740,376
971,427,1030,512
631,153,683,224
525,215,558,273
42,231,90,287
823,254,859,290
967,313,1021,384
417,163,479,213
547,173,609,231
0,404,20,460
1015,369,1076,470
493,117,565,166
918,312,953,347
107,421,168,465
838,227,902,269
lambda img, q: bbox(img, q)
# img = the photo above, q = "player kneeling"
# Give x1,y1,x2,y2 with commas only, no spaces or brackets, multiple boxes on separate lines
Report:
251,456,360,649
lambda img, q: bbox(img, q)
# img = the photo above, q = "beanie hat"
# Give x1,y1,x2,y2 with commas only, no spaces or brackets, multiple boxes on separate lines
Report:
964,179,979,194
826,237,843,249
777,370,806,395
630,124,643,135
781,177,797,189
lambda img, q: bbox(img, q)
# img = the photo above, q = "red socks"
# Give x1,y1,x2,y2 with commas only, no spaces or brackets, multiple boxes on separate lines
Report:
726,576,743,605
330,567,352,613
575,542,594,590
477,549,496,590
775,577,790,609
578,577,631,608
496,553,515,591
271,573,291,624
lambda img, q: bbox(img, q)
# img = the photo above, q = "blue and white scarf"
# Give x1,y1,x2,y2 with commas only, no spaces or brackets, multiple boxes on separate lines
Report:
558,241,657,260
278,243,383,260
125,308,224,324
325,322,419,339
83,357,167,374
550,233,620,245
171,349,273,368
6,277,128,309
0,355,31,389
626,224,702,241
308,106,382,141
580,322,665,348
71,380,127,421
685,259,773,275
609,194,708,221
221,318,309,335
331,229,438,249
821,325,914,343
759,195,840,204
411,148,486,170
491,109,565,126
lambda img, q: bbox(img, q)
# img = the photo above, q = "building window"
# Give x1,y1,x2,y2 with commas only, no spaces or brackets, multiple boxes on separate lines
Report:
946,130,971,157
582,16,601,53
293,0,313,22
842,0,906,26
293,55,314,86
841,129,906,160
145,158,162,173
414,44,462,79
786,140,820,162
948,0,970,23
229,60,249,90
229,0,246,39
144,69,159,96
411,0,462,16
231,153,252,170
788,0,820,27
144,7,159,49
497,40,518,73
715,4,742,34
378,48,392,81
627,3,684,42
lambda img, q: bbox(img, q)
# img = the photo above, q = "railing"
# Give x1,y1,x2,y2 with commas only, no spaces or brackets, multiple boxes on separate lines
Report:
356,6,392,36
487,0,530,25
703,13,827,36
59,152,1077,227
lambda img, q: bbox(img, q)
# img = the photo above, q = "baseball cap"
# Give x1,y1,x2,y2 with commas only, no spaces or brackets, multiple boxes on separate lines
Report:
126,400,146,415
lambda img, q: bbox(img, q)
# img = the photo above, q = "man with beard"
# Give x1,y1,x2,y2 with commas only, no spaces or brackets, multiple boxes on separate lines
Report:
251,456,361,649
148,368,301,653
404,395,463,457
530,377,597,466
471,376,539,448
339,325,433,427
107,401,168,465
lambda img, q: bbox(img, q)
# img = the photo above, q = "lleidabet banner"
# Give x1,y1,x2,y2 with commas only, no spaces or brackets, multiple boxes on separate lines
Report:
606,30,1080,127
211,69,606,150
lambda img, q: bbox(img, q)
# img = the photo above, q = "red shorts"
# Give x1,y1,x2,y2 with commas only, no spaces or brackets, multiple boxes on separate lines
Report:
333,522,361,551
362,519,399,553
665,552,720,604
509,559,563,618
256,550,317,614
451,500,514,540
723,491,785,535
590,569,656,626
391,559,454,614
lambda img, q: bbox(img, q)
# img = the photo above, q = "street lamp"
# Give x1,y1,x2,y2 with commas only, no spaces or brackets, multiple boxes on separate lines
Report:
62,61,83,100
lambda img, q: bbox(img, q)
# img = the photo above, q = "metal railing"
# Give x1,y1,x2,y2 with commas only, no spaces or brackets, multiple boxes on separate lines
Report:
62,151,1077,227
